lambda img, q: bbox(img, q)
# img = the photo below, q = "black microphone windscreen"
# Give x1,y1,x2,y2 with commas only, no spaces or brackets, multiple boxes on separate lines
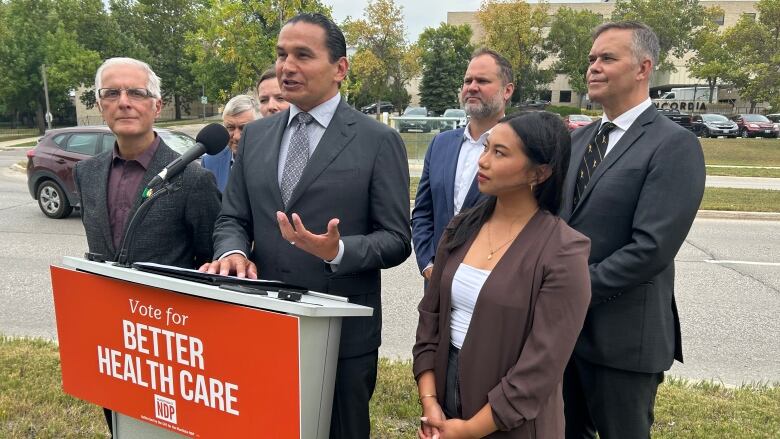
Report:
196,123,230,155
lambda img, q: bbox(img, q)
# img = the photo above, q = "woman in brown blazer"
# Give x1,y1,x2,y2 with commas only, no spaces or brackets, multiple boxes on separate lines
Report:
413,111,591,439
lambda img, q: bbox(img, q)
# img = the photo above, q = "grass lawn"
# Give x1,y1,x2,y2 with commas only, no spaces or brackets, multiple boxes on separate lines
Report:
410,178,780,213
3,337,777,438
700,188,780,212
700,138,780,167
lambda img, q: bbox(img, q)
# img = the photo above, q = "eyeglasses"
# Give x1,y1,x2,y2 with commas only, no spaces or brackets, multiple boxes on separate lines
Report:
98,88,155,101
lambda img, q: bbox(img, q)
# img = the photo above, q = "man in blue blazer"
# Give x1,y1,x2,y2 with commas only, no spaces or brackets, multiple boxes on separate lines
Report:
202,94,258,192
412,49,514,281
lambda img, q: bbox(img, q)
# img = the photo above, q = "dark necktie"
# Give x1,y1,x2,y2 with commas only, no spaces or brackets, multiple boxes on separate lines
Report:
574,121,617,208
280,112,314,207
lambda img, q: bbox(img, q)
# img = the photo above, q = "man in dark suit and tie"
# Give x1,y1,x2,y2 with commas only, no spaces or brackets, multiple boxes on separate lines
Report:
411,49,514,282
560,22,705,438
74,57,221,436
200,13,411,438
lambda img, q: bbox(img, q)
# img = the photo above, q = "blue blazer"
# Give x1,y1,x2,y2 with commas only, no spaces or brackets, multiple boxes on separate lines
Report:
411,127,484,272
201,146,232,192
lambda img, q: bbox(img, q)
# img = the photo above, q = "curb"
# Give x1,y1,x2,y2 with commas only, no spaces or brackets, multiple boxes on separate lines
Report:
696,210,780,221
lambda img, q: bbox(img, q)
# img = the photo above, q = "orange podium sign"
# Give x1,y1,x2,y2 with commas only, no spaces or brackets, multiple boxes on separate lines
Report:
51,266,301,438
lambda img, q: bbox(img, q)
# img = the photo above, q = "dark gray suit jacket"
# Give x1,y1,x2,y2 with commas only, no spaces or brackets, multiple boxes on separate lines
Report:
560,105,705,373
74,139,221,268
213,99,412,358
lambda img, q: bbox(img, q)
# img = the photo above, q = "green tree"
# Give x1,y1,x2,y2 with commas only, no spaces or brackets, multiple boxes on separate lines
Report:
417,23,474,115
185,0,331,103
110,0,204,120
687,9,730,103
343,0,419,112
477,0,552,103
546,8,603,108
612,0,712,72
722,5,780,111
0,0,100,132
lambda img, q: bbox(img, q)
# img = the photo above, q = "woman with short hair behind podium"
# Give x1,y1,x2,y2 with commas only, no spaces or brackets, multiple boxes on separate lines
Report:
413,111,591,438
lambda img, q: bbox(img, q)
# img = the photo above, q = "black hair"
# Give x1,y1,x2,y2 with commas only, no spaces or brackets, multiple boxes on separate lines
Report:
445,111,571,250
285,13,347,63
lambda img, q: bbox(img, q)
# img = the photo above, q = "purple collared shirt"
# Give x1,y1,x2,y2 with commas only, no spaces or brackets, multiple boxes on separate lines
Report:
108,135,161,249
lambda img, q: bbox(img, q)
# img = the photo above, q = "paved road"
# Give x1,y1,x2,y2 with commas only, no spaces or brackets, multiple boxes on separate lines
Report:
1,148,779,386
706,175,780,190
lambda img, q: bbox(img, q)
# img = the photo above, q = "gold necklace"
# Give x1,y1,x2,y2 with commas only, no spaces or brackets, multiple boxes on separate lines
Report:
486,217,524,260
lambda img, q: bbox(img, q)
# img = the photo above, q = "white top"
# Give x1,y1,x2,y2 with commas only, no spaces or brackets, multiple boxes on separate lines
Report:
450,263,491,349
454,124,489,214
600,98,653,155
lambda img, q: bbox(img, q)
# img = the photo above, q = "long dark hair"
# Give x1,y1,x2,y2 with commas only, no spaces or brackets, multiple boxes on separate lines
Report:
445,111,571,250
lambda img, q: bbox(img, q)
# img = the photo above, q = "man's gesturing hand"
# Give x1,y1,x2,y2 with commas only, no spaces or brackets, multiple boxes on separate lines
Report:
276,212,340,262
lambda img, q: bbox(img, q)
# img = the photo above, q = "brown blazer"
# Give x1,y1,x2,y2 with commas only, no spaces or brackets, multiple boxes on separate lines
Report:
413,210,591,438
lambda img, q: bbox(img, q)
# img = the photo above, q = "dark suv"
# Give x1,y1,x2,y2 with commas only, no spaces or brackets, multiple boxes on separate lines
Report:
360,101,394,114
26,126,196,218
730,114,777,138
691,114,739,138
657,108,693,131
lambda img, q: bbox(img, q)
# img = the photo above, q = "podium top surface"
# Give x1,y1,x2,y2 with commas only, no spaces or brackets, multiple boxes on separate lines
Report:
60,256,373,318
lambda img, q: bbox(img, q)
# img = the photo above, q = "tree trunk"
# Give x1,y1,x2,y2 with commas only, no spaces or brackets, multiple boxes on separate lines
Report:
708,77,716,104
577,93,584,109
174,94,182,120
36,103,45,134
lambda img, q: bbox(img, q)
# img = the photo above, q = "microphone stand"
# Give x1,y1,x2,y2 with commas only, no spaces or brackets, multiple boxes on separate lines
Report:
114,181,179,267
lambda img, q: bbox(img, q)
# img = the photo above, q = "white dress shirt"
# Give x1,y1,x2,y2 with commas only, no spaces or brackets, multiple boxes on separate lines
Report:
601,98,653,155
454,124,490,214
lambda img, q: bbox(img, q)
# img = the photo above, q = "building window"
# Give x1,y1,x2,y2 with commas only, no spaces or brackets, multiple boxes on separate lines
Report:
742,13,756,21
540,90,552,101
712,13,725,25
559,90,572,103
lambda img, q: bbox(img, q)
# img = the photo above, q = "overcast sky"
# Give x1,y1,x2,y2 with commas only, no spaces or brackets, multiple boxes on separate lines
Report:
328,0,605,41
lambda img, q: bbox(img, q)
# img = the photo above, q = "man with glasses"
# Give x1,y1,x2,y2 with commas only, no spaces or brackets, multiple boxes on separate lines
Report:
74,56,221,435
202,94,258,192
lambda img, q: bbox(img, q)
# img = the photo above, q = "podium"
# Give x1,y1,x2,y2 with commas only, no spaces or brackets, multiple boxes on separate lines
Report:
51,256,373,438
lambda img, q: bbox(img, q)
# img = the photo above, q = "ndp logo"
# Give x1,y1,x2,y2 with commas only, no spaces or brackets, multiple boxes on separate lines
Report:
154,394,177,424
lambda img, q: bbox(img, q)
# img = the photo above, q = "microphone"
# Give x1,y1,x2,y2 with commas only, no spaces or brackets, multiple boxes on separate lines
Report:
147,123,229,188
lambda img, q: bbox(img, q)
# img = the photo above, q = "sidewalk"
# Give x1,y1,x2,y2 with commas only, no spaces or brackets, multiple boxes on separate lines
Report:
0,136,39,149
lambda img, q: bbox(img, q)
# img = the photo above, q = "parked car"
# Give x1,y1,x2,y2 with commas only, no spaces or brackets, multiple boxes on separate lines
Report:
440,108,467,131
691,113,739,138
563,114,594,131
26,126,197,219
765,114,780,138
657,108,693,131
730,114,777,138
516,99,550,110
398,107,431,133
360,101,394,114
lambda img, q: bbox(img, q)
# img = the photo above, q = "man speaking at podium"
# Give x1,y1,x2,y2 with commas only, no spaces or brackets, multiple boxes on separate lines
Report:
200,13,411,438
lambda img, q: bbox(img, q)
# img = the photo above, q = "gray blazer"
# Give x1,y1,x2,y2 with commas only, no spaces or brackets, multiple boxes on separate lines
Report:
213,99,412,358
74,140,221,268
560,105,706,373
